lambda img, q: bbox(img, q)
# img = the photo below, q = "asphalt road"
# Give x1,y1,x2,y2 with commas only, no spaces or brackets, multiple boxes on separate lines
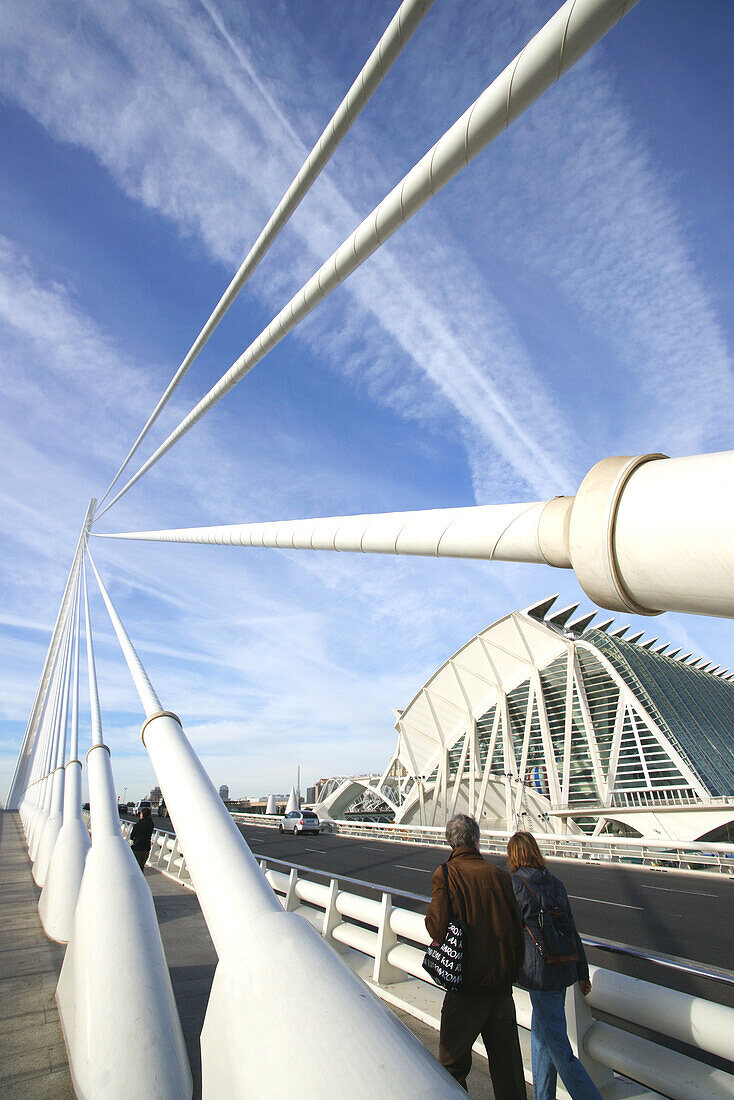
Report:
128,813,733,1010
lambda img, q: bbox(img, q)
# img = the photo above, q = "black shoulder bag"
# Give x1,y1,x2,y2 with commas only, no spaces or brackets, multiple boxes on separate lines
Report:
520,877,579,966
422,863,467,990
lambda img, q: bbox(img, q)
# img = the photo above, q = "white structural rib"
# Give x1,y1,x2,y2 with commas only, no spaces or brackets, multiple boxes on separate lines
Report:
95,0,435,512
95,0,640,519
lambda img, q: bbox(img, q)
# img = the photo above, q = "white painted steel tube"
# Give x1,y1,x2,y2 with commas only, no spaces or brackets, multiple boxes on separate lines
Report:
97,501,548,562
33,609,75,882
87,552,282,943
336,890,383,926
89,560,466,1097
57,831,193,1100
29,617,72,857
596,450,734,617
99,450,734,618
82,563,104,749
332,923,379,955
86,745,121,841
7,499,95,808
39,587,91,943
390,907,431,945
295,878,331,907
587,965,734,1063
96,0,640,515
583,1020,734,1100
58,575,192,1099
38,769,90,942
386,941,437,984
95,0,435,514
86,554,162,715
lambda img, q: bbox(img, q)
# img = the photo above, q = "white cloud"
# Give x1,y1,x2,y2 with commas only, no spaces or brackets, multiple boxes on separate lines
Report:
1,0,732,800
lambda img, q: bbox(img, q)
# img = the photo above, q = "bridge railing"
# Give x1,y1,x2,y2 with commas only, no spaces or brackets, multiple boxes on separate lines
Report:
132,819,734,1100
228,811,734,876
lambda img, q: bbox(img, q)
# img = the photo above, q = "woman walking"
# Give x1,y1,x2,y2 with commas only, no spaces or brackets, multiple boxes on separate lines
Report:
507,832,601,1100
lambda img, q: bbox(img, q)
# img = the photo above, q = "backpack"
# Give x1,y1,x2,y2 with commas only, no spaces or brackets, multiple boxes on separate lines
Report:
519,875,580,966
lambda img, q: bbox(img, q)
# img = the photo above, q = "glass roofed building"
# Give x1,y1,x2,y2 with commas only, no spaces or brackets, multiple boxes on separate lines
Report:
318,597,734,841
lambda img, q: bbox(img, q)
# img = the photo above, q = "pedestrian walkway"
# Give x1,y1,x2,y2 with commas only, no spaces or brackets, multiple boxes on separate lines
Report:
0,811,75,1099
0,809,499,1099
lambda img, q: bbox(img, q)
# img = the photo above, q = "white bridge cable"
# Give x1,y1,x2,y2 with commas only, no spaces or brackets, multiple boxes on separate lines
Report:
7,499,96,807
94,0,641,522
55,578,81,773
41,589,76,784
86,550,163,717
82,561,105,749
94,0,436,513
68,577,82,765
31,617,70,786
93,500,550,562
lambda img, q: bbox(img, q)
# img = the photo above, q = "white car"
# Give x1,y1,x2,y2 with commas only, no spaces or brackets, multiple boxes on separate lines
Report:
279,810,320,835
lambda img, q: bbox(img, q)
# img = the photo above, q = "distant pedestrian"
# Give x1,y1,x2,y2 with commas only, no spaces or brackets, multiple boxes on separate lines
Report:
507,832,601,1100
426,814,526,1097
130,807,154,872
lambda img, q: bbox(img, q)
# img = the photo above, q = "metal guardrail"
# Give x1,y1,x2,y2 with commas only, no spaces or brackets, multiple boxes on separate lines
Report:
229,811,734,875
125,818,734,1100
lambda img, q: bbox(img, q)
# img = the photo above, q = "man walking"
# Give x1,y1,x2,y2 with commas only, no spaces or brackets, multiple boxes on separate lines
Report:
426,813,526,1097
130,806,155,872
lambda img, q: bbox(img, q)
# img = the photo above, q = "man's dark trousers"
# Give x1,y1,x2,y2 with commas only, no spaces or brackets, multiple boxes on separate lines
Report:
132,848,148,872
439,989,526,1097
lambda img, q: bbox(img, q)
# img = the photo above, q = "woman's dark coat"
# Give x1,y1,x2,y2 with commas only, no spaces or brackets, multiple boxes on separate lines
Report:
511,866,589,991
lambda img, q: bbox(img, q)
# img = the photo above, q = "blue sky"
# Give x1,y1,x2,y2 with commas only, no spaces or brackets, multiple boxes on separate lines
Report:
1,0,732,803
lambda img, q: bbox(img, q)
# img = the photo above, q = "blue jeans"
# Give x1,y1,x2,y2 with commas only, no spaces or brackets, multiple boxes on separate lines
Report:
529,990,602,1100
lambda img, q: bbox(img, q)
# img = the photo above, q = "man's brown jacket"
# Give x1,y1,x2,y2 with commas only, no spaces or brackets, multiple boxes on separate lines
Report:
425,845,524,995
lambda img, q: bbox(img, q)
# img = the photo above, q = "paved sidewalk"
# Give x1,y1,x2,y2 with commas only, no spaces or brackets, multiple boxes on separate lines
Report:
0,811,75,1100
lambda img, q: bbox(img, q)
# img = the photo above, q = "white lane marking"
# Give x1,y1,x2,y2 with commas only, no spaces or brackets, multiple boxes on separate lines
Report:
303,847,324,852
396,865,432,873
641,885,718,898
569,895,643,910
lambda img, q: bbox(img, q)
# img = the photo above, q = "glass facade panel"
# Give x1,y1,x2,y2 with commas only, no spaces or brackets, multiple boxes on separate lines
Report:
539,655,568,778
477,705,502,774
585,629,734,796
567,676,597,804
506,680,531,764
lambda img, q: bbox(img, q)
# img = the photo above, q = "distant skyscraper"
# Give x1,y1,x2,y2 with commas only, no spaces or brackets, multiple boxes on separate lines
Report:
148,786,162,805
219,784,229,802
306,786,316,804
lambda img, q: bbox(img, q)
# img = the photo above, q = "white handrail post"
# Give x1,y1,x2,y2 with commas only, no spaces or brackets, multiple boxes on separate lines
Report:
373,892,402,985
322,878,342,946
166,835,179,874
284,867,299,912
565,984,614,1090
